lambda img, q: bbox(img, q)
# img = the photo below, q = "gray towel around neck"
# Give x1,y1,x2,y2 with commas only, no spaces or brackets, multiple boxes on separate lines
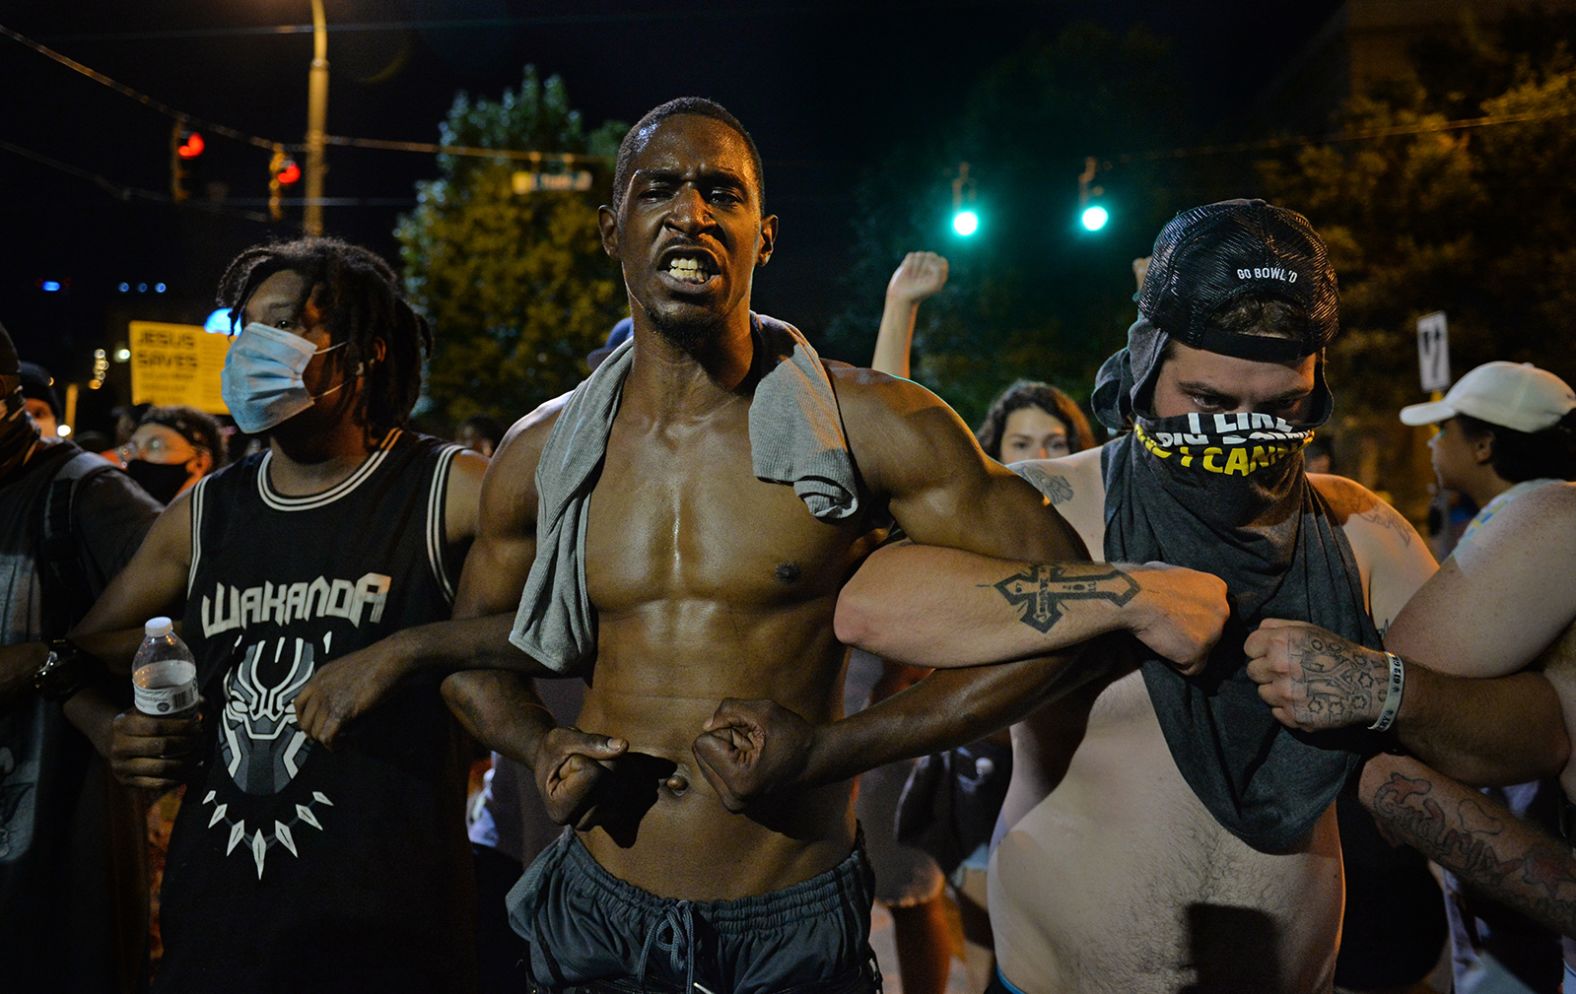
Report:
508,312,859,673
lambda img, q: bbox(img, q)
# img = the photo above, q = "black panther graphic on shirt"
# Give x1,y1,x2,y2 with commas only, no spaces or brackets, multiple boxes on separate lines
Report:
154,429,479,994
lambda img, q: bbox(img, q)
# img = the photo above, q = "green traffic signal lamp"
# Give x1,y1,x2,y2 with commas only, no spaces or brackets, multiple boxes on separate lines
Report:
952,209,980,237
1081,204,1110,232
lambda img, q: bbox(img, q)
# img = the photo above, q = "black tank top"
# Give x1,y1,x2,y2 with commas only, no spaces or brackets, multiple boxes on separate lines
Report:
155,429,479,994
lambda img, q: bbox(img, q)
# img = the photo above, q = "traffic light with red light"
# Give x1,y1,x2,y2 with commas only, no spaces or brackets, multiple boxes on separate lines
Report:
170,124,204,202
268,145,302,221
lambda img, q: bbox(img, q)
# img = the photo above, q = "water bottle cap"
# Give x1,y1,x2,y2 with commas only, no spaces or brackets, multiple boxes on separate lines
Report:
144,616,173,638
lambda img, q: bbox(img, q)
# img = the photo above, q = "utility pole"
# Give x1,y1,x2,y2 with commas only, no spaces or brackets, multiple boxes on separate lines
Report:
304,0,328,236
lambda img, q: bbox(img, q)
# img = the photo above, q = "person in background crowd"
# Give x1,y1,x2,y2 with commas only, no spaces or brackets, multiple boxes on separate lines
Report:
99,403,155,467
0,323,162,993
585,316,633,372
119,406,224,506
19,361,63,443
975,380,1099,465
112,403,152,450
116,404,228,968
1305,435,1336,474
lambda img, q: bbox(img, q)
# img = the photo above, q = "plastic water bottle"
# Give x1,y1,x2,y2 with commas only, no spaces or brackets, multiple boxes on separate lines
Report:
131,617,199,717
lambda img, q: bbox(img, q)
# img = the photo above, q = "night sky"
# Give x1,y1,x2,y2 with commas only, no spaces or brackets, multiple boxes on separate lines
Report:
2,0,1342,415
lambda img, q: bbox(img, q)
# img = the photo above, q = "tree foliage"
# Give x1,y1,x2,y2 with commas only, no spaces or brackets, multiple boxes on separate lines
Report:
1257,51,1576,419
1247,19,1576,511
395,69,626,426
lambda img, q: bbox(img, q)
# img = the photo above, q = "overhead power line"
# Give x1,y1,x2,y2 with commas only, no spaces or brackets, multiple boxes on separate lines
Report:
1,22,612,164
0,138,273,223
0,23,282,151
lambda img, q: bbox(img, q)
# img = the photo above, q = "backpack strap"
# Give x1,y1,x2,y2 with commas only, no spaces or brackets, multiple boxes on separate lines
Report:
37,450,118,638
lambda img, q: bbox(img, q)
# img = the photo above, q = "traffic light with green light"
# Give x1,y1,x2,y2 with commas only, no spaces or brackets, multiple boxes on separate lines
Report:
1077,156,1110,234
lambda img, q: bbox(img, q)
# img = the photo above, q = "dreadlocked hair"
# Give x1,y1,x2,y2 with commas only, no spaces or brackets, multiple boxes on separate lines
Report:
216,237,431,434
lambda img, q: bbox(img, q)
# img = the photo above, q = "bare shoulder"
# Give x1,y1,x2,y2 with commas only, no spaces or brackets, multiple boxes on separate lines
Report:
476,393,571,527
449,448,489,484
490,394,570,479
443,448,489,544
826,362,945,421
827,363,985,495
1486,480,1576,530
1311,472,1435,630
1310,473,1421,551
1007,447,1108,551
1453,481,1576,571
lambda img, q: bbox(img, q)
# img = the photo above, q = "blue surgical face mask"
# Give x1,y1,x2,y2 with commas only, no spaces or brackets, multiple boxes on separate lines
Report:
220,322,353,434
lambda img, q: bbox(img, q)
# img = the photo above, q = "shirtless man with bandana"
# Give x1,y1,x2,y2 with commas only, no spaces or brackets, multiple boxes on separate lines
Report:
837,201,1438,992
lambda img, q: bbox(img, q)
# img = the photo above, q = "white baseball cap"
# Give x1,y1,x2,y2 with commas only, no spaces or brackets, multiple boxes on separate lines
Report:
1400,361,1576,433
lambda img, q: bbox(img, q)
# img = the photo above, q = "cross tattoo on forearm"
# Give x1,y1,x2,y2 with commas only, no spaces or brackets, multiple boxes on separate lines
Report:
989,564,1139,633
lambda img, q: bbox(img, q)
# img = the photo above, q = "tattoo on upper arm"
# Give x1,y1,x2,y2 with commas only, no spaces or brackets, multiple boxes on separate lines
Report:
1014,464,1075,506
1355,501,1414,549
986,565,1137,634
1370,769,1576,934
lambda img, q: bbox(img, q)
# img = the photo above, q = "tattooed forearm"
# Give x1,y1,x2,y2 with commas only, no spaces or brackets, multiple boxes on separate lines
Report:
1014,464,1075,506
1287,630,1384,727
1366,761,1576,937
985,564,1139,634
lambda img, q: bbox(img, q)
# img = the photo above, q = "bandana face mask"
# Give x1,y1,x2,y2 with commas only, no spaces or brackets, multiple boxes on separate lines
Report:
1128,401,1327,535
220,322,351,434
1132,410,1316,478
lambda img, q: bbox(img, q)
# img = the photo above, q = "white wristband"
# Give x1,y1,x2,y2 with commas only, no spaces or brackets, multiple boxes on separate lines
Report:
1368,651,1405,733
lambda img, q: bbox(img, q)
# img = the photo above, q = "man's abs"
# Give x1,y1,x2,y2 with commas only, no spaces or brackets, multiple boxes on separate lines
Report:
566,605,858,901
990,669,1344,994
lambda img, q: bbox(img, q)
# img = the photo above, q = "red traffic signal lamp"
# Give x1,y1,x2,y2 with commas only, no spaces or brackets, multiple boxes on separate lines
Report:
170,123,204,202
268,145,302,221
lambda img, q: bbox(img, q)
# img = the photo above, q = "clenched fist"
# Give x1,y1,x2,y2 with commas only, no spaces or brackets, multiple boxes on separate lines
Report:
1126,562,1231,676
1245,618,1388,731
531,726,628,829
692,698,818,813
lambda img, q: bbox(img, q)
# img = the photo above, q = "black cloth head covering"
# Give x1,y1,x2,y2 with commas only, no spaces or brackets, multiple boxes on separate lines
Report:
1093,199,1339,432
1096,199,1375,853
1139,198,1338,360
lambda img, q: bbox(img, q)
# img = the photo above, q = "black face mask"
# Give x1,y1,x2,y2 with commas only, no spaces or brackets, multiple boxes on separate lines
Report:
0,391,40,480
125,459,194,505
1128,407,1321,533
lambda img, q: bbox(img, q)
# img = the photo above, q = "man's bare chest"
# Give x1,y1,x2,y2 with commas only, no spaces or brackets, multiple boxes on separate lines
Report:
582,415,872,610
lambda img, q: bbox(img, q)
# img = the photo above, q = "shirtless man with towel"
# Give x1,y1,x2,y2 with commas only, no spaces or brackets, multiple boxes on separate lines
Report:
294,98,1229,993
